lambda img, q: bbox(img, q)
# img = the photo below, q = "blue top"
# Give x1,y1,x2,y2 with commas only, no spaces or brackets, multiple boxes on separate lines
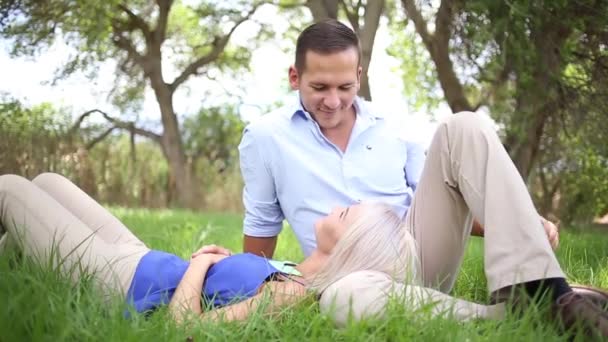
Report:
238,94,426,256
125,250,284,315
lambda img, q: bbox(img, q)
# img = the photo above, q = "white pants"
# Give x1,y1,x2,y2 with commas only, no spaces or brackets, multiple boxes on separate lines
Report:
0,173,149,299
321,112,564,326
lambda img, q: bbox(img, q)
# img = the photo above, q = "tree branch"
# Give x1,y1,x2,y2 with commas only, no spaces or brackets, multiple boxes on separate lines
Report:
434,0,455,49
275,0,308,10
401,0,433,50
402,0,472,112
169,5,260,91
111,25,146,69
305,0,338,20
86,126,117,150
339,0,359,32
117,4,154,46
322,0,339,18
154,0,172,45
71,109,162,143
359,0,383,45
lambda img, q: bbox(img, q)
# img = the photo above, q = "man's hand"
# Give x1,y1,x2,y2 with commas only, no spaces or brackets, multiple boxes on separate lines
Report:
191,244,232,261
472,217,559,250
541,217,560,250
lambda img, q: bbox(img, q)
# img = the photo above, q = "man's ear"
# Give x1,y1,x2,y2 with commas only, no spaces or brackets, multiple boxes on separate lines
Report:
356,66,362,91
288,65,300,90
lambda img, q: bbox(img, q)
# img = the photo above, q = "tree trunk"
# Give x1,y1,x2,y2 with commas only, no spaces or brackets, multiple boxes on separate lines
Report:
359,73,371,100
504,19,569,180
402,0,474,113
506,104,549,180
356,0,383,101
147,62,194,208
431,40,473,112
157,89,193,208
306,0,338,20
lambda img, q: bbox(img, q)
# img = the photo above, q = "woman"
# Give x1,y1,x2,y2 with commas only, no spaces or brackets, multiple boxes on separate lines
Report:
3,173,602,330
0,172,420,322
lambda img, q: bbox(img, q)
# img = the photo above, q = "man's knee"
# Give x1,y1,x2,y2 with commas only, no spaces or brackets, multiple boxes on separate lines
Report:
443,111,495,135
319,270,395,327
0,174,31,197
32,172,62,187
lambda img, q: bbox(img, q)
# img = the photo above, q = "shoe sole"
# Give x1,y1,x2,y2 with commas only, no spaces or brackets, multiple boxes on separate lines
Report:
571,285,608,309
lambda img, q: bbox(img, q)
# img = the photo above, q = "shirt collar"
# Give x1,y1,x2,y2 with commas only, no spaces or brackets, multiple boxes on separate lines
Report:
290,94,384,121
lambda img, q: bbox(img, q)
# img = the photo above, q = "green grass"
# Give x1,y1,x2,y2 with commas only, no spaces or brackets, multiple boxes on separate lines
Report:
1,208,607,341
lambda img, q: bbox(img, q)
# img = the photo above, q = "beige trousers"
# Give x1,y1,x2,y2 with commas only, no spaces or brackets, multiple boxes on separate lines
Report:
0,173,149,299
320,112,565,326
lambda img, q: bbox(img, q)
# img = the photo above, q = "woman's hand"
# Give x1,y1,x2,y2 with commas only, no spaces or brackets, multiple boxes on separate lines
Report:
190,252,229,269
191,244,232,260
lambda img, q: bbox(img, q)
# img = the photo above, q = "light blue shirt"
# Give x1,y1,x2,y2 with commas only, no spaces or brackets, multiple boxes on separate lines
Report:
238,96,426,256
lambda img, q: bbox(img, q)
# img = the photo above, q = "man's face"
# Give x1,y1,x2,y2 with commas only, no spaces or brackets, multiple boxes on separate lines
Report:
289,48,361,131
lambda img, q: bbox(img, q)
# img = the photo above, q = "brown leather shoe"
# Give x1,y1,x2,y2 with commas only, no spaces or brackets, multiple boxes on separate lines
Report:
571,285,608,309
554,291,608,339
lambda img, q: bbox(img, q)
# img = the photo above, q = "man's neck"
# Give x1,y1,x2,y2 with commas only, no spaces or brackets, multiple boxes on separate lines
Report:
322,107,357,153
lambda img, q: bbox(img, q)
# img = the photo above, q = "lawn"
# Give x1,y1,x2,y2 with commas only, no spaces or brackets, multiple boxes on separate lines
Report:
1,207,607,341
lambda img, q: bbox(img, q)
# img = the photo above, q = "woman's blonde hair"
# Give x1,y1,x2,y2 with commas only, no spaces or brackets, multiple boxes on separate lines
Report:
308,202,420,293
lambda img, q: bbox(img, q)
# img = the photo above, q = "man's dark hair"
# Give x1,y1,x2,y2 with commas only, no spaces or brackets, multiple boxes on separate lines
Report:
295,19,361,72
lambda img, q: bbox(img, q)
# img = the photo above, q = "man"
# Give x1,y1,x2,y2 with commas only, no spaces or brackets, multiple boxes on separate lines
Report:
320,111,608,337
239,19,607,337
240,19,432,258
238,19,555,259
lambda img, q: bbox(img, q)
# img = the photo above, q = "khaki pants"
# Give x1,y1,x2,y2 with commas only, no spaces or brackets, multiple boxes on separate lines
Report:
0,173,149,299
321,112,564,326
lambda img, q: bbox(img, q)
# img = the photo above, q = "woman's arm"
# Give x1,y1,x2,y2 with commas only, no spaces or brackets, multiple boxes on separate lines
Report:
200,279,308,322
169,253,307,323
169,254,224,322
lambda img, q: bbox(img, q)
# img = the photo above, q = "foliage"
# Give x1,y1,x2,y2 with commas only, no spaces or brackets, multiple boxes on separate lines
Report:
535,120,608,223
78,116,246,211
0,0,263,98
86,134,170,208
182,105,244,174
1,208,607,340
559,148,608,223
0,96,75,177
0,0,272,208
182,105,246,211
386,16,443,112
0,96,245,211
390,0,608,221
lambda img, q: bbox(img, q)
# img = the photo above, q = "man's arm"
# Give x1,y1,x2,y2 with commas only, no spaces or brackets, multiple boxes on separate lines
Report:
238,125,285,257
405,142,426,192
471,218,559,249
243,235,278,258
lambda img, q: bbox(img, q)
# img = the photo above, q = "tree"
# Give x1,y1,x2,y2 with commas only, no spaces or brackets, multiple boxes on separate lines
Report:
0,0,266,208
400,0,474,113
393,0,608,221
182,105,244,174
0,96,105,195
397,0,608,181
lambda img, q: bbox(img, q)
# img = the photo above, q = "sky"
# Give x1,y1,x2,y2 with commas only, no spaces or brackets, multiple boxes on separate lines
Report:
0,5,453,147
